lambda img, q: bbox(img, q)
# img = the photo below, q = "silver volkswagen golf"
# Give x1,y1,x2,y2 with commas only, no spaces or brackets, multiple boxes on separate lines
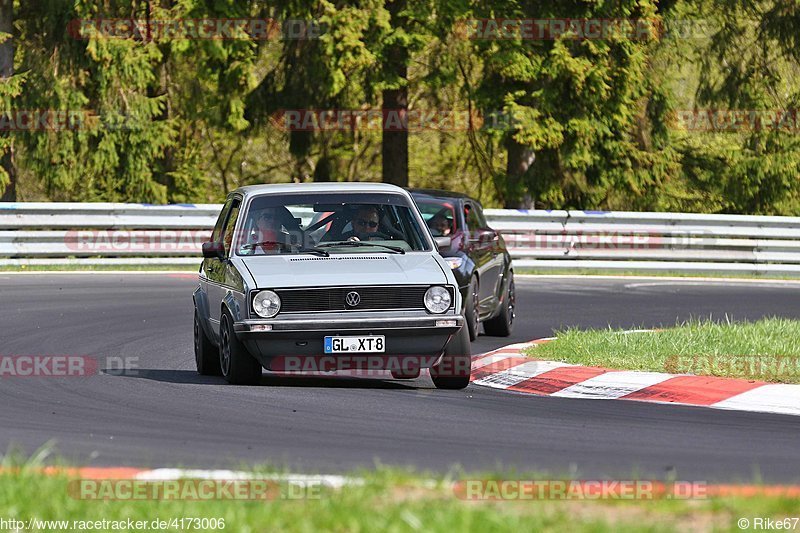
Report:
193,183,471,389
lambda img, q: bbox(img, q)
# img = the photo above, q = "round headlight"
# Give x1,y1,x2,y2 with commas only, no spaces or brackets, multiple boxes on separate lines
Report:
424,286,451,314
253,290,281,318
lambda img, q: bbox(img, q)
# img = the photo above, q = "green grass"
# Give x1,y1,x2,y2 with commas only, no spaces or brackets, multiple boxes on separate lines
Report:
526,318,800,383
517,268,800,280
2,460,799,532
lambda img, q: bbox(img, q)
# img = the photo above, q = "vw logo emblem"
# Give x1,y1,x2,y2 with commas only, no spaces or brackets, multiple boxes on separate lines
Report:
345,291,361,307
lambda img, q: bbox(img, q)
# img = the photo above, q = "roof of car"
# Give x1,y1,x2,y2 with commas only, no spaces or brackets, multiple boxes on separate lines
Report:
234,182,409,197
408,188,475,202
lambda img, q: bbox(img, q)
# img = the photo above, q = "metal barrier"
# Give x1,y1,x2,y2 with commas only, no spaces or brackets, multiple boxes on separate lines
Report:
2,202,800,274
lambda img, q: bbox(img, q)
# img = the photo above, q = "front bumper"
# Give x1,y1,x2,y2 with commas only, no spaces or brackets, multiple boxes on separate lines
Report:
233,314,464,364
234,315,463,334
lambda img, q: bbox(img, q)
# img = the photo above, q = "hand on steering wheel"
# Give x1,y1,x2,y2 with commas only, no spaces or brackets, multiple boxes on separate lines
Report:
353,230,390,241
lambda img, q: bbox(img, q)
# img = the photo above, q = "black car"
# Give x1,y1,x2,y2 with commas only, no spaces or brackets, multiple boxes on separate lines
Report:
409,189,515,341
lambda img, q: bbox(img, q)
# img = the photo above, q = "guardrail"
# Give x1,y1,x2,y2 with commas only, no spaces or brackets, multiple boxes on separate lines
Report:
2,202,800,274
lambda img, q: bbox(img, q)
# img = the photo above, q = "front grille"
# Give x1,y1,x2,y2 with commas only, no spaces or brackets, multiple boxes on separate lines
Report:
273,286,434,313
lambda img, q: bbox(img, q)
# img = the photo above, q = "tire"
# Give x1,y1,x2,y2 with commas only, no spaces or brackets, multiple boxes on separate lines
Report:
219,310,262,385
483,272,515,337
464,276,480,342
431,326,472,390
194,309,221,376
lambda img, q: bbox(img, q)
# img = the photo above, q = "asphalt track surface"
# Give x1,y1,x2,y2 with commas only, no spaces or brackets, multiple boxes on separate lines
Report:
1,273,799,482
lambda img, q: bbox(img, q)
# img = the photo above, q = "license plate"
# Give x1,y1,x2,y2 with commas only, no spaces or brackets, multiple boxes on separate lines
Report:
324,336,385,353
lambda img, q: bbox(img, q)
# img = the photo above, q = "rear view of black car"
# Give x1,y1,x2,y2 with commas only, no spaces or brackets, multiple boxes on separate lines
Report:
409,189,515,341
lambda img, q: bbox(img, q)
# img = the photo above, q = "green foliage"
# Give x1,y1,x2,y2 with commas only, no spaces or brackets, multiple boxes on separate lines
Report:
3,0,800,213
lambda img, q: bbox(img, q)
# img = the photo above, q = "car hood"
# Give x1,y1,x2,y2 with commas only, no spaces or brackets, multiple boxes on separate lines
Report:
240,253,449,288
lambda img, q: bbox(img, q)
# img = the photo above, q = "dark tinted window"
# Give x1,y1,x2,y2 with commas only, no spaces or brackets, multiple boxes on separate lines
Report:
472,202,489,228
211,197,234,242
222,198,242,256
464,202,483,232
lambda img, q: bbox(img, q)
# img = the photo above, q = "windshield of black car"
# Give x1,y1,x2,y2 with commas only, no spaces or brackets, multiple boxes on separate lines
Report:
415,198,458,237
235,192,432,256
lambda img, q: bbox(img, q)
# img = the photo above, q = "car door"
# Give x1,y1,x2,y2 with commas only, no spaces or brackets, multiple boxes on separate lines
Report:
464,201,496,313
206,195,243,328
199,197,233,331
472,201,505,306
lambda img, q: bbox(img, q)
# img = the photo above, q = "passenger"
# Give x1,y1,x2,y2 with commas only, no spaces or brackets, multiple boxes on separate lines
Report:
428,213,452,236
247,206,288,253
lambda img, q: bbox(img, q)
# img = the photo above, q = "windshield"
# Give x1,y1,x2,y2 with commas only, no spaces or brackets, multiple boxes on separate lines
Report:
415,198,458,237
235,192,432,256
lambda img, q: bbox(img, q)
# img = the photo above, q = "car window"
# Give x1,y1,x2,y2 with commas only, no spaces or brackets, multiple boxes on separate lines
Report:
222,198,242,256
235,192,432,255
472,202,489,228
415,199,457,237
211,197,234,242
465,202,481,232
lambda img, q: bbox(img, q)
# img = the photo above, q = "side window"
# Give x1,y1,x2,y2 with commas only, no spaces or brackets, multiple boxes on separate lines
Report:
465,203,481,233
222,198,242,256
473,203,489,228
211,198,234,242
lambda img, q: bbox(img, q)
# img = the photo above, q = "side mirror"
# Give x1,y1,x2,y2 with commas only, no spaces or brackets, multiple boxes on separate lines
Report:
476,229,497,244
434,236,452,250
202,241,225,259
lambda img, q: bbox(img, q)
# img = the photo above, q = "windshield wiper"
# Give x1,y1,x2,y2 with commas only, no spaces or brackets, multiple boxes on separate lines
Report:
241,241,330,257
318,241,406,254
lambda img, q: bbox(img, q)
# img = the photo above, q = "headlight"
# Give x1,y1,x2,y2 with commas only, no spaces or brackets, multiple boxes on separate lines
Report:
445,257,464,270
424,286,451,314
253,290,281,318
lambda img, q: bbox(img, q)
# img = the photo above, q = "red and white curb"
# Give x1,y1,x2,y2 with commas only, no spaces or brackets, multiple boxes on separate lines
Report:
18,467,357,488
471,339,800,417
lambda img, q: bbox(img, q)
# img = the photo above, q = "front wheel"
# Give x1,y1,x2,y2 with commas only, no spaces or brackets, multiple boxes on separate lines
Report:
219,311,262,385
483,272,515,337
431,326,472,390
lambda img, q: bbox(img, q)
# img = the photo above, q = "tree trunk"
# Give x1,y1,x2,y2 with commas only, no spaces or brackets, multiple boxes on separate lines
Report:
0,0,15,202
314,154,332,182
146,0,178,200
381,0,408,187
504,135,535,209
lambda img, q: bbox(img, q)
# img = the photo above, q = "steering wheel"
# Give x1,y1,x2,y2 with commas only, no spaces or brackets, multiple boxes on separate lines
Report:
350,230,392,241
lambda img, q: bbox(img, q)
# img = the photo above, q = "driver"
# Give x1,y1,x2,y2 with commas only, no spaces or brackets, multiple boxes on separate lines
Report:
345,205,381,241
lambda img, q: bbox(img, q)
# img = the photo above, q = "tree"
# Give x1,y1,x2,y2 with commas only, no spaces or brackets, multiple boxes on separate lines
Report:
245,0,388,184
380,0,409,187
689,0,800,214
0,0,21,201
471,0,675,209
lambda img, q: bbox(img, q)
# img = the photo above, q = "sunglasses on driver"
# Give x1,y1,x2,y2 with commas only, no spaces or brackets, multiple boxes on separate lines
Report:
355,218,379,229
